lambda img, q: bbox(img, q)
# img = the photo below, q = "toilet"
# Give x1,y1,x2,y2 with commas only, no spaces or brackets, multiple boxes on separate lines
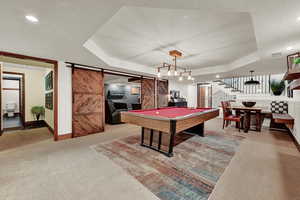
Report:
6,101,17,117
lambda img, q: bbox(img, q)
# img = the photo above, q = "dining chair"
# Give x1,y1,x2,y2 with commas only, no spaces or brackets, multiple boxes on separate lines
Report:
221,101,244,132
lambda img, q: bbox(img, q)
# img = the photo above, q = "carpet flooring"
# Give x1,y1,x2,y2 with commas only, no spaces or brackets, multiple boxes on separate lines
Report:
94,130,245,200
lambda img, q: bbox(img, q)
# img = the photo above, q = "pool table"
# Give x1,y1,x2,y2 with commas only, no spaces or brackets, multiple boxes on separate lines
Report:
121,107,219,157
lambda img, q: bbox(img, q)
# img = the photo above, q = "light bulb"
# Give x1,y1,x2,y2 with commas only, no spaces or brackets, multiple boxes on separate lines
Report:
174,70,178,76
216,74,220,79
167,70,171,76
179,76,183,81
188,75,192,80
157,72,161,78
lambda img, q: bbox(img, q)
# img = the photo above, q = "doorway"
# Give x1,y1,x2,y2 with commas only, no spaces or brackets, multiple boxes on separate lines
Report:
2,72,25,130
104,74,142,125
0,51,58,140
197,83,212,108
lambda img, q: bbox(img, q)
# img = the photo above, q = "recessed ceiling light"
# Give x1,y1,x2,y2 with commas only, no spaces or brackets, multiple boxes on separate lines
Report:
216,74,220,78
297,17,300,21
286,46,294,51
25,15,39,23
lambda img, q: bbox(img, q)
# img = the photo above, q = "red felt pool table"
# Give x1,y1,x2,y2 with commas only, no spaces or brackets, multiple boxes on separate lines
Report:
121,107,219,157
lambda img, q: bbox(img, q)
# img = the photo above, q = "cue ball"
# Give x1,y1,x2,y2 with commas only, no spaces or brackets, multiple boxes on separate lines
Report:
156,111,159,114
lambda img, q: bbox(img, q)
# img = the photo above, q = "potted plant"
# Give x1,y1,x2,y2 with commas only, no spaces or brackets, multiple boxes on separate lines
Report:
270,80,285,96
294,57,300,69
294,57,300,64
31,106,45,121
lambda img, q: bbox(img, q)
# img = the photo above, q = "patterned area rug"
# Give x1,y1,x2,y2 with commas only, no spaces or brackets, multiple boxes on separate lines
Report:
94,130,245,200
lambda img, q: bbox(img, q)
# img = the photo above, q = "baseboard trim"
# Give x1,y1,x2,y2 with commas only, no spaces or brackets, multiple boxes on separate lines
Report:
24,120,55,134
287,128,300,152
57,133,72,141
43,120,54,134
24,120,46,128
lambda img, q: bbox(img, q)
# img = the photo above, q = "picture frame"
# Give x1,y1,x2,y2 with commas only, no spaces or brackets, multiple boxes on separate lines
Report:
45,92,53,110
170,90,180,98
131,86,140,95
287,52,300,71
45,71,53,91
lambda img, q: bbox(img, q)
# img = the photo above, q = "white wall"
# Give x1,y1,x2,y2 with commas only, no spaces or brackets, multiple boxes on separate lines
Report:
57,62,72,135
187,84,197,107
3,64,45,122
168,79,189,99
168,80,198,107
289,90,300,144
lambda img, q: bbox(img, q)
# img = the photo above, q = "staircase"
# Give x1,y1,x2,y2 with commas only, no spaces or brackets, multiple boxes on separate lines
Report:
214,74,271,95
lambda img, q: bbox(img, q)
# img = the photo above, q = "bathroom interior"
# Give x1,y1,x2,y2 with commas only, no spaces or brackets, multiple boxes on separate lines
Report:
2,72,24,130
0,59,55,137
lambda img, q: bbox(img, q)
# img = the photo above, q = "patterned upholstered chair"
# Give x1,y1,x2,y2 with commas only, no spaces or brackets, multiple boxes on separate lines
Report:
270,101,288,129
270,101,288,114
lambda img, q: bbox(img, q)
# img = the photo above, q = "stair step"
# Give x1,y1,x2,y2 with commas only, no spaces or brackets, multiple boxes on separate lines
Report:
231,89,242,92
213,80,222,83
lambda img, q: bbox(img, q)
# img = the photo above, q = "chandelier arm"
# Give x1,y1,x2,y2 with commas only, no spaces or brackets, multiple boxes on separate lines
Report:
155,50,193,81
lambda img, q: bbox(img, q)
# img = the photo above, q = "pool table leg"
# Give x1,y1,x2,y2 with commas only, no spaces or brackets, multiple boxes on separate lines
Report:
197,123,204,137
141,127,145,145
140,127,174,157
168,120,177,157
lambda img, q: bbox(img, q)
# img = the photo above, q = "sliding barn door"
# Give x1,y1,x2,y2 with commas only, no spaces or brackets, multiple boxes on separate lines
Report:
157,80,168,108
141,78,155,109
72,68,104,137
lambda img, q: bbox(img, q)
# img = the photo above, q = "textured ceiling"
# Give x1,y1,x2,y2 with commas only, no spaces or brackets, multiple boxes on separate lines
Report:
91,7,257,69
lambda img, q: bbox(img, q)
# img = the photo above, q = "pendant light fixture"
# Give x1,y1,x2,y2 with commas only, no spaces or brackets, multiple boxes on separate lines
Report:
156,50,194,81
167,66,171,76
244,70,260,85
179,72,183,81
187,71,192,80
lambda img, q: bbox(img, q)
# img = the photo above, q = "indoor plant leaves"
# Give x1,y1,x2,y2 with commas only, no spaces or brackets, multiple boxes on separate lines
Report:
31,106,45,121
270,80,285,96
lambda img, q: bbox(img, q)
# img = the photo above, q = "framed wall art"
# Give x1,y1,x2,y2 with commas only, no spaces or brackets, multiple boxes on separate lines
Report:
45,71,53,91
45,92,53,110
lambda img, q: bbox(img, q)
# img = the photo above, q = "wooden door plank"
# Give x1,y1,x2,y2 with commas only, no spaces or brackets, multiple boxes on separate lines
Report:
72,68,104,137
157,80,168,108
141,78,155,109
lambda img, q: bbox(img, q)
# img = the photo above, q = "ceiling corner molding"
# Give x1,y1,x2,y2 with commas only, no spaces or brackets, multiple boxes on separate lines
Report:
83,39,156,75
228,51,260,70
192,51,260,76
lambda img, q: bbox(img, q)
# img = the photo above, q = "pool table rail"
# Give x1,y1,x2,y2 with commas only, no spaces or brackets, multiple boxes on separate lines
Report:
120,108,219,157
121,108,219,133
